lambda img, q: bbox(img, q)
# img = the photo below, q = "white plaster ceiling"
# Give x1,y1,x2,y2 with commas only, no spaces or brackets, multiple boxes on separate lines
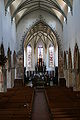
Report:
5,0,73,24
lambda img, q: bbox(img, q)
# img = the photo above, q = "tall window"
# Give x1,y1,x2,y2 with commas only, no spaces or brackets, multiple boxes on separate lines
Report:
49,45,54,67
27,45,32,68
38,45,43,65
38,45,43,59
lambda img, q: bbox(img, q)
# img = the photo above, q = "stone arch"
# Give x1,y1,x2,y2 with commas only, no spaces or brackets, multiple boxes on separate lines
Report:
23,21,62,53
16,20,64,79
23,21,64,78
16,9,63,55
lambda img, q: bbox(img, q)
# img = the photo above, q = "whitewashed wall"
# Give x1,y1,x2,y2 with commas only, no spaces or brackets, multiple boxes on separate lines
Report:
63,0,80,66
0,0,17,90
0,0,16,55
16,10,63,54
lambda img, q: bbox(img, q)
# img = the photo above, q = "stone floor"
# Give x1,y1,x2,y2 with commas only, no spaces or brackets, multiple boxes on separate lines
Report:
32,88,50,120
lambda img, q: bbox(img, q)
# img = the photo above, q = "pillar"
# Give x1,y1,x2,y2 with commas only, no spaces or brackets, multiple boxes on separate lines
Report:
58,51,64,78
0,66,4,92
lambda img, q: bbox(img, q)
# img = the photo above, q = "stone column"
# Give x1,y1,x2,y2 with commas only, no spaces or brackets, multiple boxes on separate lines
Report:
11,67,15,88
64,69,68,87
0,66,4,92
16,55,24,79
15,68,16,79
7,68,11,88
68,69,73,87
73,70,80,91
3,67,7,92
58,51,64,78
0,66,7,92
0,43,7,91
76,72,80,91
7,47,12,88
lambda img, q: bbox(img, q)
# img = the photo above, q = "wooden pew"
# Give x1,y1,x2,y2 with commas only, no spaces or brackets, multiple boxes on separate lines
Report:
0,86,34,120
45,86,80,120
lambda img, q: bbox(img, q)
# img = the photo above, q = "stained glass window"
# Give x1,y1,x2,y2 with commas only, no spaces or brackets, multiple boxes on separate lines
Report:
27,45,32,68
49,45,54,67
38,45,43,59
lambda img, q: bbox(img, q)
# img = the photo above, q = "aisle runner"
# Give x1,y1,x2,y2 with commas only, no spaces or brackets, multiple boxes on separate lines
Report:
32,89,50,120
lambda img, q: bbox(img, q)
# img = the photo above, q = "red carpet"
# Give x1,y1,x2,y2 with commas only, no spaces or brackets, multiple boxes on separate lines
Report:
32,89,50,120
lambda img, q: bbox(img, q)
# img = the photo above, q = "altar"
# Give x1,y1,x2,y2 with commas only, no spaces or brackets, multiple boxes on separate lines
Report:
35,58,46,73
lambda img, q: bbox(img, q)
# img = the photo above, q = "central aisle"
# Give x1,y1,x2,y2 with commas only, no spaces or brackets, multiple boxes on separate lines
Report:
32,89,50,120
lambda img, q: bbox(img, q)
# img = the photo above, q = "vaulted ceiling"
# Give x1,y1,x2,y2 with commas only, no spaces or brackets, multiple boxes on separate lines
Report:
24,22,58,49
5,0,73,24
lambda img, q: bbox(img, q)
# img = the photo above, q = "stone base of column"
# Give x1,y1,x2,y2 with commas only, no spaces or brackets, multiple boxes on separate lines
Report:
7,70,11,88
0,67,3,92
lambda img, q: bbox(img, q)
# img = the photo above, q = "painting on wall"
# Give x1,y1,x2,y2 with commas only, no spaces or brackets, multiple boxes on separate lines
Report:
49,45,54,68
27,45,32,68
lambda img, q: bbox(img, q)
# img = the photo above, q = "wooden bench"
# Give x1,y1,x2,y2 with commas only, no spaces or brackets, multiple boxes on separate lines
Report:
45,86,80,120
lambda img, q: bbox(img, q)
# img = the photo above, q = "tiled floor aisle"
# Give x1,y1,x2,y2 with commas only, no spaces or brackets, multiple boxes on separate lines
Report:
32,89,50,120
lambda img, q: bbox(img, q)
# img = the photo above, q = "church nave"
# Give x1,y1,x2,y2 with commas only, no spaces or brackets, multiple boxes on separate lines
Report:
0,0,80,120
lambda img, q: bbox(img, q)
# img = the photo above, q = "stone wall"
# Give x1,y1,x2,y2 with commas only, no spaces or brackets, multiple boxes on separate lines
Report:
0,1,17,91
58,51,64,78
0,1,16,55
63,43,80,91
63,0,80,91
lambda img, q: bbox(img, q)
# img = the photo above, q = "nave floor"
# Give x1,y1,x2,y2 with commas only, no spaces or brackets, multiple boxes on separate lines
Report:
32,88,50,120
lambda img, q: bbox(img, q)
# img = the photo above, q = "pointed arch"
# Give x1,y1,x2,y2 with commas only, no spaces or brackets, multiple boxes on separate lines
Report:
23,21,62,52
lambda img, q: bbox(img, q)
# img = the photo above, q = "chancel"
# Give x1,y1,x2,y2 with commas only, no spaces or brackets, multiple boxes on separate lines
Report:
0,0,80,120
24,22,58,81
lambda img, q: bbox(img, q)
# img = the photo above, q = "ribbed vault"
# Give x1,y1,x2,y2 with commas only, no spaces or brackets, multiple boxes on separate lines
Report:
5,0,73,24
24,22,58,50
